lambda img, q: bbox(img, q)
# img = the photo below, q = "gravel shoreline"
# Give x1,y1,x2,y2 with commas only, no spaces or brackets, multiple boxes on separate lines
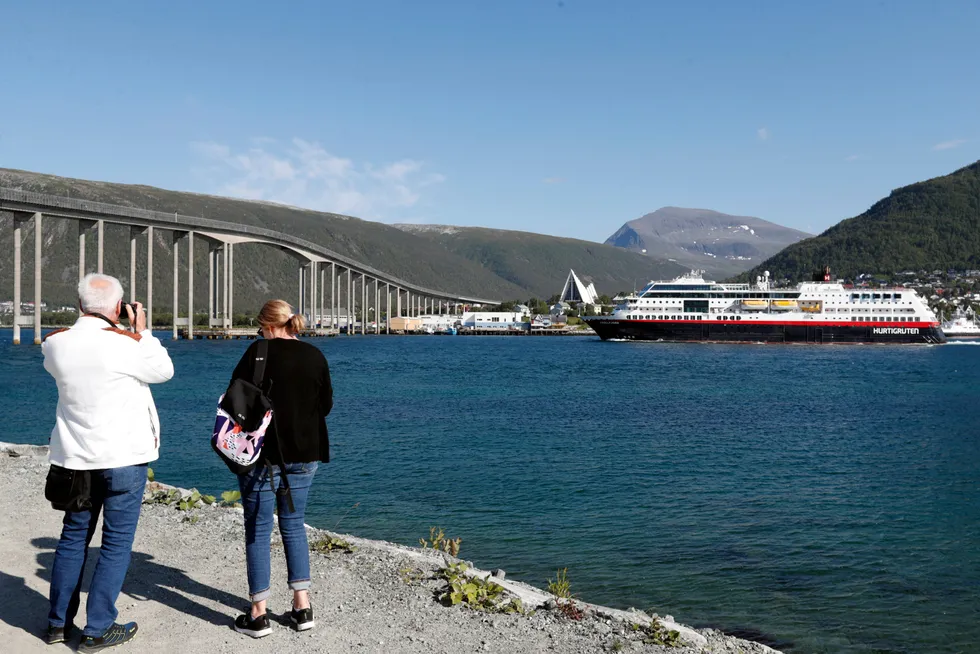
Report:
0,442,782,653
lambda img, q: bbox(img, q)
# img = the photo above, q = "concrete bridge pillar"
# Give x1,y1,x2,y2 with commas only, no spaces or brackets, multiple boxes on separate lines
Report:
77,220,95,282
10,212,42,345
222,242,230,329
374,278,379,334
297,262,305,317
346,268,353,335
208,245,215,326
11,214,23,345
33,213,41,345
97,219,104,273
129,226,143,303
187,231,194,340
146,226,154,329
309,261,317,328
329,263,335,329
172,232,180,340
228,242,234,328
386,284,391,334
320,265,326,330
11,217,20,344
361,274,367,335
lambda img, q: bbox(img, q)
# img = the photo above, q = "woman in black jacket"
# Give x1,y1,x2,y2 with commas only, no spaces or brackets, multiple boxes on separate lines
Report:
230,299,332,638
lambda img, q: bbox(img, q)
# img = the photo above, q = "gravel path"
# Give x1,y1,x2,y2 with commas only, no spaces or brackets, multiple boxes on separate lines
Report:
0,444,781,653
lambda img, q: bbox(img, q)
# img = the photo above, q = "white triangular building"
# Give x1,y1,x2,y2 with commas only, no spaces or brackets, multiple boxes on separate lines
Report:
559,269,599,305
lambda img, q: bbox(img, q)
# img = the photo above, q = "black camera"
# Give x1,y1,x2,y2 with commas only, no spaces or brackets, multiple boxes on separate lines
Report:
121,302,138,319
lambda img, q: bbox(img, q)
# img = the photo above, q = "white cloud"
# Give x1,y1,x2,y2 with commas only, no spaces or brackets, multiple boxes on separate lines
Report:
757,127,770,141
189,138,444,218
845,154,863,162
543,176,566,184
932,139,966,151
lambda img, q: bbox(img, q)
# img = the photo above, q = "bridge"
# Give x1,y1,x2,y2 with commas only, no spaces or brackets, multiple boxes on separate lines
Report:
1,188,499,344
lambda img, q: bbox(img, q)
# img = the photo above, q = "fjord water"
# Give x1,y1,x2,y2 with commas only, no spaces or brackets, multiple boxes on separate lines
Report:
4,332,978,653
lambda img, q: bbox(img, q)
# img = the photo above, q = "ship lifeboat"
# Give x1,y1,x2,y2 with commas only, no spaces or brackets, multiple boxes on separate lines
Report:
799,300,822,313
771,300,798,311
741,299,768,311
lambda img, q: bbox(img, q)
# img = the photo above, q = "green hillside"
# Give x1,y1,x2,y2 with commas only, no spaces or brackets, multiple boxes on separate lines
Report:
735,161,980,282
395,225,687,300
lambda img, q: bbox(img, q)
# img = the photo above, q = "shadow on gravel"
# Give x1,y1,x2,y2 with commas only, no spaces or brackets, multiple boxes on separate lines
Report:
0,570,49,642
32,538,243,629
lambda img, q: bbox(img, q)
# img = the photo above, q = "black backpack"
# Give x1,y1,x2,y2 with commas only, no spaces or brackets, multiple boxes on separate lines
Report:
213,339,293,511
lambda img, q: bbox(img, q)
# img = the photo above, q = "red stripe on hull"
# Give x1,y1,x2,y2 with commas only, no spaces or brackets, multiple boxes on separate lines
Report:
598,319,938,328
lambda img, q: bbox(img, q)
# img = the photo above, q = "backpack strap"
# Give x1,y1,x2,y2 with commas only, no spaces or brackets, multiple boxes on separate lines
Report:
255,339,295,513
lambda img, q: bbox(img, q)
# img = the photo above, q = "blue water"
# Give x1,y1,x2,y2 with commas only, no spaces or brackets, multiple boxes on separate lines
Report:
3,331,979,653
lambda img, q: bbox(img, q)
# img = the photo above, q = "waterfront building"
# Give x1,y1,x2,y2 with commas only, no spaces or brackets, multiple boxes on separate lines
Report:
461,311,528,330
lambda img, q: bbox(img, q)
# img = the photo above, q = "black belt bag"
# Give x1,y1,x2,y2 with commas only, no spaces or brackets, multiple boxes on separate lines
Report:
44,465,93,512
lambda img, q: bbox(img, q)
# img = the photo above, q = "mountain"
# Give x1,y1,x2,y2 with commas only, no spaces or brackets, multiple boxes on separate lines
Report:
393,224,687,299
0,168,683,311
604,207,810,279
734,160,980,283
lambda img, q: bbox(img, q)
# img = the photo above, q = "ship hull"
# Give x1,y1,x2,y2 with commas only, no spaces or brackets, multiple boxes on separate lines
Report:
583,319,946,344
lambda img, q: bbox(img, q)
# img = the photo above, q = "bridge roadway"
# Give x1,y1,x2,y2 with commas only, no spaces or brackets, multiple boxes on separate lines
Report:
1,187,499,344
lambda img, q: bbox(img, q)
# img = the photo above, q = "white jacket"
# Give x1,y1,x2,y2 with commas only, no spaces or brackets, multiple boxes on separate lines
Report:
42,315,175,470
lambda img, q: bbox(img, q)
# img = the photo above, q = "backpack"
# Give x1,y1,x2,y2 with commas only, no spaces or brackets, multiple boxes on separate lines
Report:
212,339,293,509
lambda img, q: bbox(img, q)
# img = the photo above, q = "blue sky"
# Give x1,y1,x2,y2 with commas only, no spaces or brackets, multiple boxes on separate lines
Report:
1,1,977,241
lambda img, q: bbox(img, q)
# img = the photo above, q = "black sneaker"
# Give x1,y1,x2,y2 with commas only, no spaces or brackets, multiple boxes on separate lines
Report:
78,622,138,652
234,612,272,638
289,606,315,632
44,623,72,645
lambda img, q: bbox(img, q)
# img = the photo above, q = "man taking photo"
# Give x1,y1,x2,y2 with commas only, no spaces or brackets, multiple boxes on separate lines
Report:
41,273,174,651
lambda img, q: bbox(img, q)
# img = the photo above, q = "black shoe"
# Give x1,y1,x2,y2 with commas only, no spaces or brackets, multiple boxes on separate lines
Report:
78,622,138,652
44,623,72,645
234,612,272,638
289,606,315,632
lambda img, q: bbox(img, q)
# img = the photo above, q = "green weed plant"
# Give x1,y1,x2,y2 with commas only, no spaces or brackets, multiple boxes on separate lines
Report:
420,527,462,556
309,534,355,554
437,563,524,614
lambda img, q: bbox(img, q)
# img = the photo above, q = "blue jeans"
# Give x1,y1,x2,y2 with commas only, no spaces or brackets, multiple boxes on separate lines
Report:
48,464,147,637
238,462,318,602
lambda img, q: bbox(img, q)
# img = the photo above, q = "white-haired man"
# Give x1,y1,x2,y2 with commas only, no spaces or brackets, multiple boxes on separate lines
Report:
41,273,174,652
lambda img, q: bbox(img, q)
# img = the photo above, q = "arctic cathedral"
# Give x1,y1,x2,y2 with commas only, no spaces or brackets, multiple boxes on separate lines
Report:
558,269,599,305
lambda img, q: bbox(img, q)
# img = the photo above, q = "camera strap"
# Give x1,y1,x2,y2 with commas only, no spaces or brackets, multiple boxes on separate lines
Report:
84,312,122,329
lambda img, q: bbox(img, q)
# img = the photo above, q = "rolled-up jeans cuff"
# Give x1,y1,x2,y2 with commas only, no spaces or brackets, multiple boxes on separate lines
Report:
288,579,311,591
249,587,271,602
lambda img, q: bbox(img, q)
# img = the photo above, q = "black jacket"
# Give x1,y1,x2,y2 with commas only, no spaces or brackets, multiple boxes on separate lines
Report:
231,338,333,463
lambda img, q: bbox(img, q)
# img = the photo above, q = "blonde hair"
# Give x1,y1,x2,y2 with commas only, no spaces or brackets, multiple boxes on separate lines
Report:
257,300,304,335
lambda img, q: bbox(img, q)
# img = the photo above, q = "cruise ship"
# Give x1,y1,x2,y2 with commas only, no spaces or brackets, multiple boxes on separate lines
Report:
583,268,945,344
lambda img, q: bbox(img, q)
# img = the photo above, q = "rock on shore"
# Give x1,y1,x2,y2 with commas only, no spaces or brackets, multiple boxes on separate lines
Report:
0,443,782,653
